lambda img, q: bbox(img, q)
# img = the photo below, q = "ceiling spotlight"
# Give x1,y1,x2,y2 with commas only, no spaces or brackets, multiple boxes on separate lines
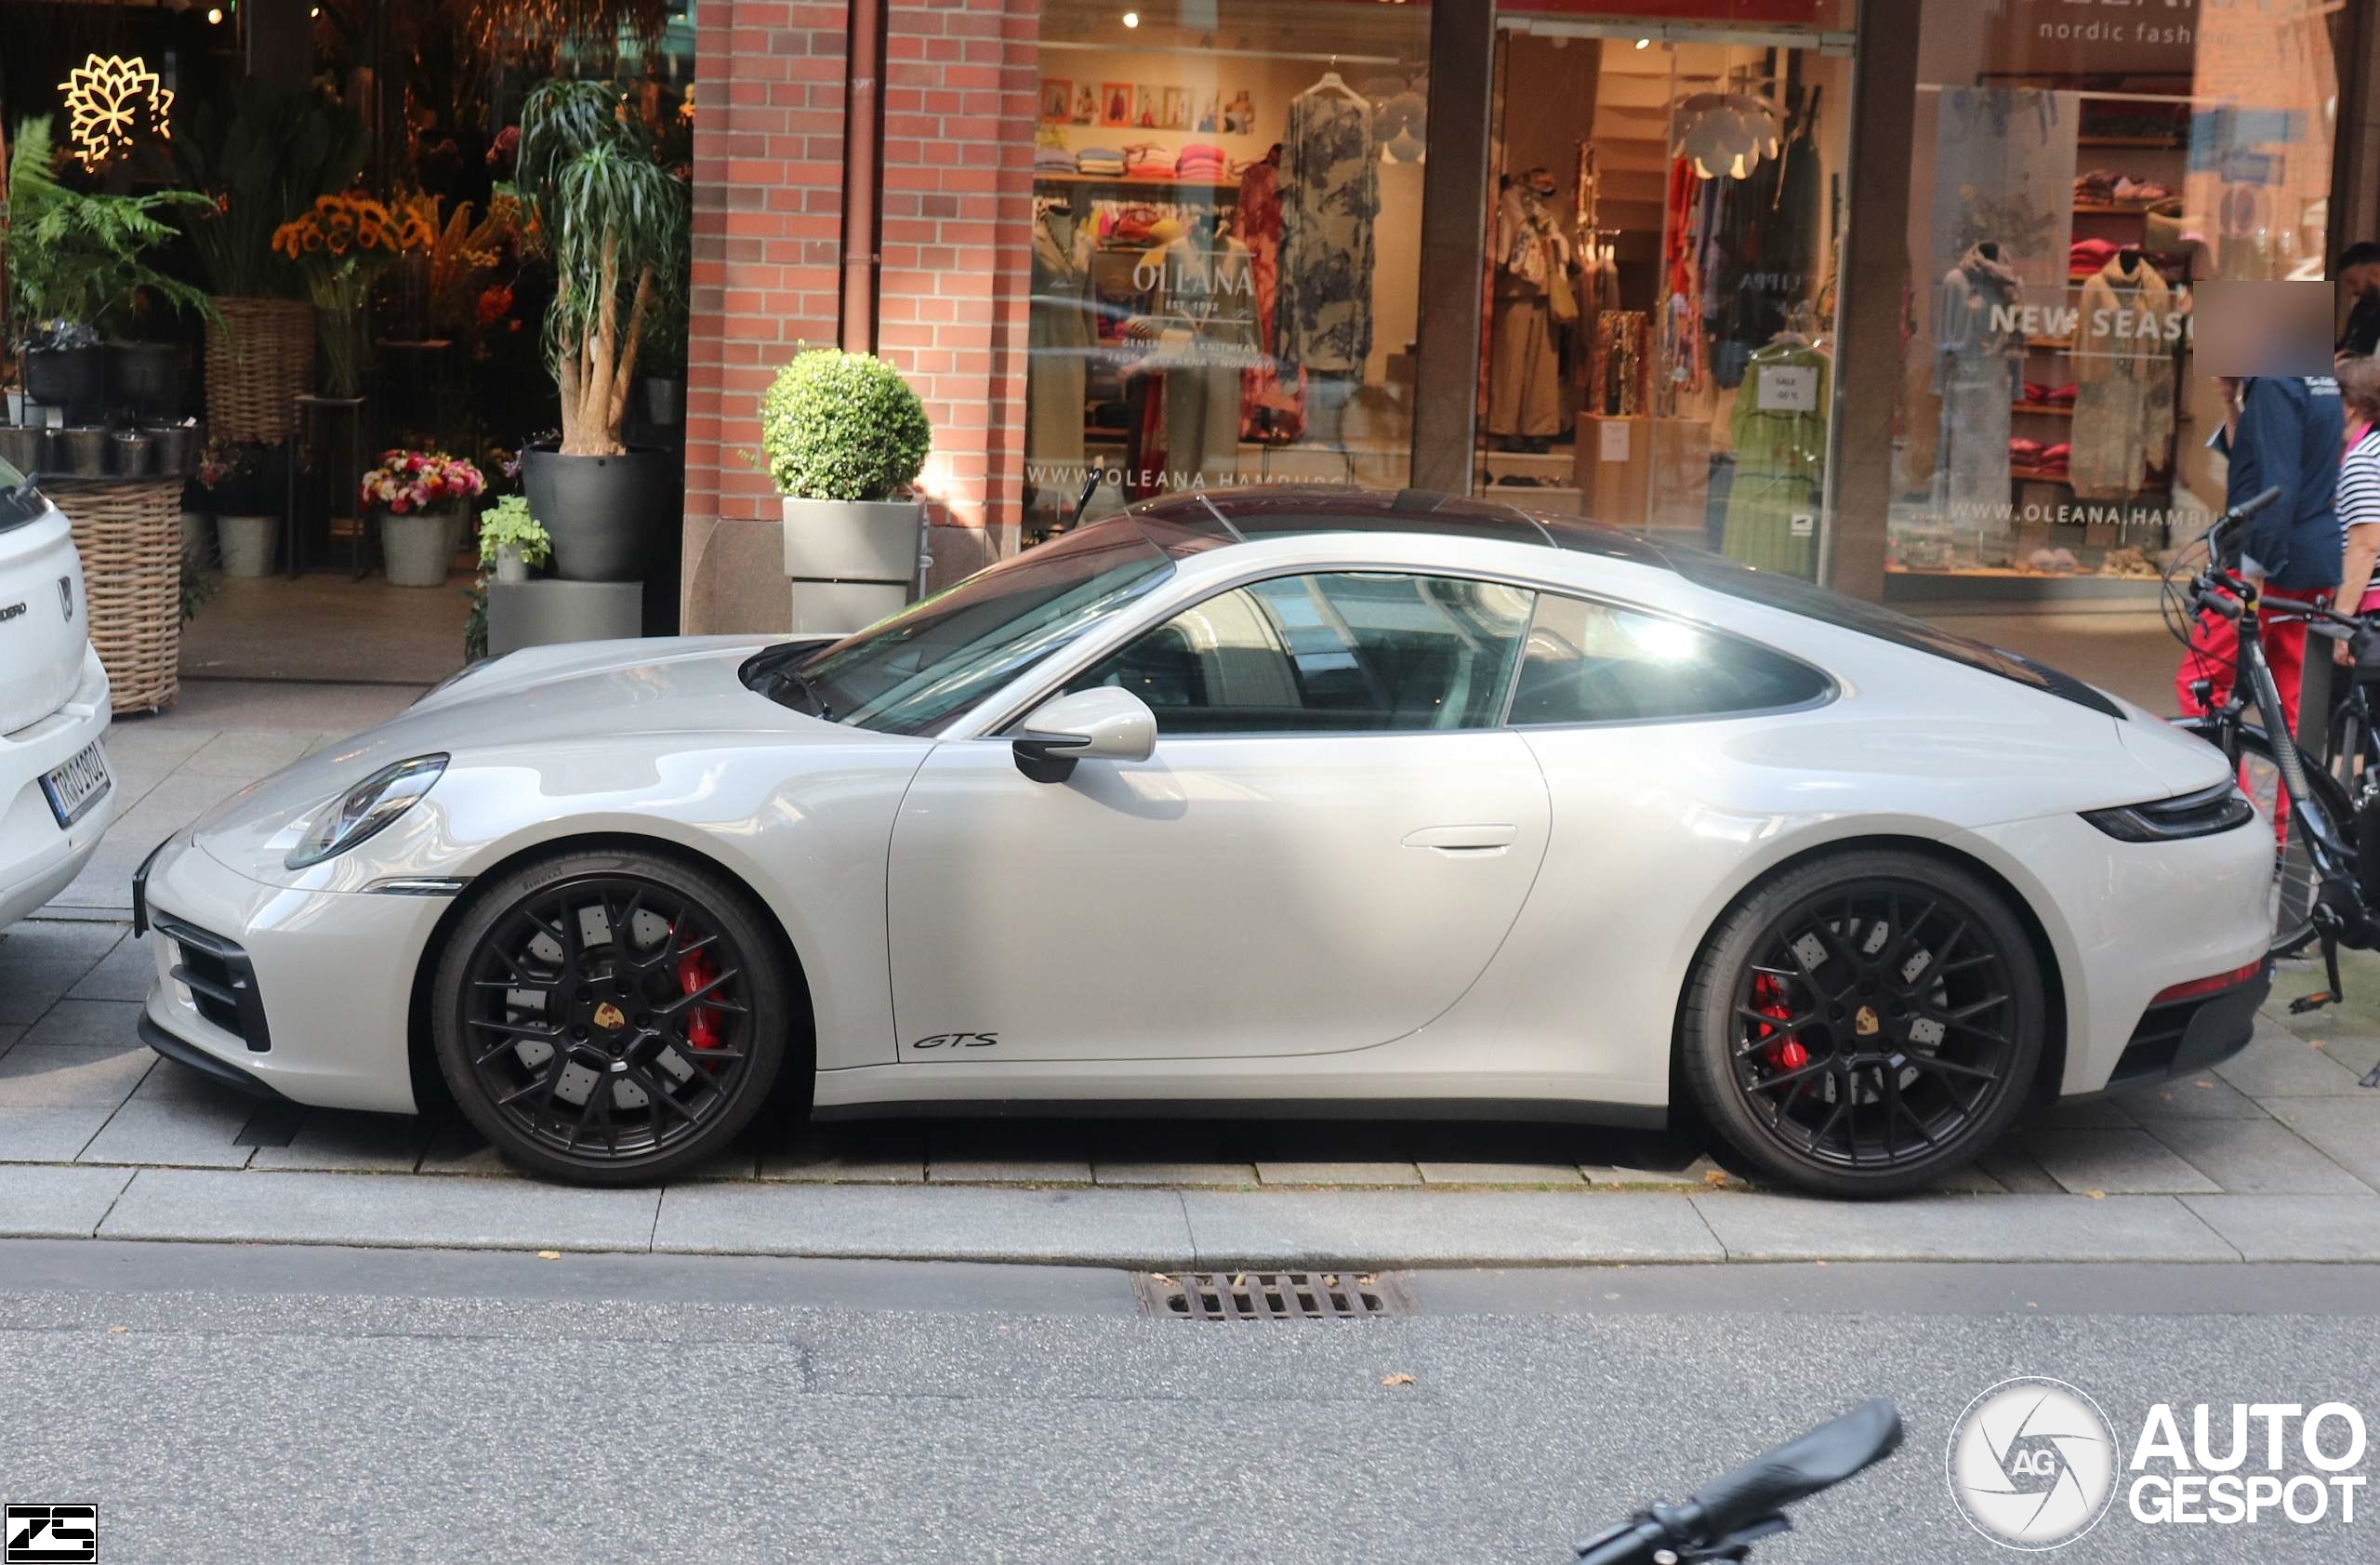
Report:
1635,37,1651,49
1121,10,1139,26
310,4,319,12
205,6,223,20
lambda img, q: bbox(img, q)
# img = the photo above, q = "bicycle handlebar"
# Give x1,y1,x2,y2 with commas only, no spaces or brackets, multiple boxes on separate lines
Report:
1575,1401,1903,1564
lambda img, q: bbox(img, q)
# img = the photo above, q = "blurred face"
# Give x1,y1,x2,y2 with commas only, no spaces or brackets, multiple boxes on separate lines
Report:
2349,263,2380,301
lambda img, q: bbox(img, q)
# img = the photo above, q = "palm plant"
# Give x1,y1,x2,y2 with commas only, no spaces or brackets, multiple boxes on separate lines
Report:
515,79,690,457
7,117,212,344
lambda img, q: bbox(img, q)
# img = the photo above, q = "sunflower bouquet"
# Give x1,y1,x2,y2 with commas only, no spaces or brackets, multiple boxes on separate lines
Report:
270,193,436,396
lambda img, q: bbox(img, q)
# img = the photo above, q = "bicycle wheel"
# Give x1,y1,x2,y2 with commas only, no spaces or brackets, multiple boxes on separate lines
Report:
2229,726,2346,954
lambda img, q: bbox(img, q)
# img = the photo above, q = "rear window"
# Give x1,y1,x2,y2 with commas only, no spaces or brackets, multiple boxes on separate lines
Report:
1672,552,2124,719
1511,593,1831,725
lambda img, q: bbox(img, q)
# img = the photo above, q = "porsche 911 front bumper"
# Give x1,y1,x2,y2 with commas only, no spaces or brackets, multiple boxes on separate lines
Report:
138,832,452,1113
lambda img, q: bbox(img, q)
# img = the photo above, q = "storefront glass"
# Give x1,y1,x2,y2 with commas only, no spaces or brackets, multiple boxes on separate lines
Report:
1891,0,2343,604
1021,0,1433,537
1474,1,1856,578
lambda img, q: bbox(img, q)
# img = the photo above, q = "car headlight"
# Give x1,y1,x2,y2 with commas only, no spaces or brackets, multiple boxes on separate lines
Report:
2081,781,2256,842
286,754,448,869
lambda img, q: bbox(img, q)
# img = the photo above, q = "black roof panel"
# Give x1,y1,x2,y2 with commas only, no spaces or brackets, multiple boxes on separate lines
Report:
1124,486,1673,567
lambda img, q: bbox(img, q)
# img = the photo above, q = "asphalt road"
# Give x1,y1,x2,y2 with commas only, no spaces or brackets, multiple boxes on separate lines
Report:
3,1242,2376,1565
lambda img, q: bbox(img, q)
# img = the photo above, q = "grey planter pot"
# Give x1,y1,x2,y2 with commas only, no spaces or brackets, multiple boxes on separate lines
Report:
519,444,677,582
0,425,43,473
180,511,216,572
144,423,201,477
52,426,110,478
111,430,155,477
782,496,923,636
217,514,280,577
494,544,530,584
380,506,464,588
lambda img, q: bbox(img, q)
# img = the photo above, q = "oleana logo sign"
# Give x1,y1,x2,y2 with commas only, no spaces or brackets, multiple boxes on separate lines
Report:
1948,1377,2119,1550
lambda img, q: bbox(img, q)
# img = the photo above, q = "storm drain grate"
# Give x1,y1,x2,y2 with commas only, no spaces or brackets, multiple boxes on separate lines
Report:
1134,1270,1417,1320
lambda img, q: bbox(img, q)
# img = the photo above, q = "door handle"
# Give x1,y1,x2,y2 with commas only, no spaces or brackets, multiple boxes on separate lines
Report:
1402,824,1519,854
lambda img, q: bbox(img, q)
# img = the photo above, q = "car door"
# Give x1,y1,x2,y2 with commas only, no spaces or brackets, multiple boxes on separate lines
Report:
885,570,1554,1062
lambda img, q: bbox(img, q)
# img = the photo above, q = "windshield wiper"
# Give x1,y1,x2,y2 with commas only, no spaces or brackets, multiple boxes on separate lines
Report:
740,644,834,719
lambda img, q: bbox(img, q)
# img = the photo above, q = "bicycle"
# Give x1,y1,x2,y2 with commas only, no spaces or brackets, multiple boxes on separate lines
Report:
1573,1400,1901,1562
2163,487,2380,1080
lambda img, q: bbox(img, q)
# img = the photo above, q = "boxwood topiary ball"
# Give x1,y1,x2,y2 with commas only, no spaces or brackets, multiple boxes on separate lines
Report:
760,348,932,502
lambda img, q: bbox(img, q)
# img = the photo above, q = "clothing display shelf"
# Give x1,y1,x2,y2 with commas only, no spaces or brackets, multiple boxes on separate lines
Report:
1034,172,1240,199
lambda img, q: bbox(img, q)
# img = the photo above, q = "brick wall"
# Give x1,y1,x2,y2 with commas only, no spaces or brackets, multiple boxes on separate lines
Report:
879,0,1040,585
681,0,1041,630
681,0,849,631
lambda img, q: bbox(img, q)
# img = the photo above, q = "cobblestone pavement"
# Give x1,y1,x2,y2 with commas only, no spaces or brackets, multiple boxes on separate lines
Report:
7,680,2378,1264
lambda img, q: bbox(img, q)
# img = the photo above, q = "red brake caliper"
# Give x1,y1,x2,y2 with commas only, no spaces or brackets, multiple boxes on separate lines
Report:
675,948,723,1052
1751,974,1808,1070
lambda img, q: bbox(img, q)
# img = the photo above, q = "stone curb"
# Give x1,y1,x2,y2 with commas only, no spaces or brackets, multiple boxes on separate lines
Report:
27,1167,2380,1266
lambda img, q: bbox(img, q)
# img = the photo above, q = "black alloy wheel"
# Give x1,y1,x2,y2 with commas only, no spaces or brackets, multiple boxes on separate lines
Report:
1679,850,2043,1198
431,850,791,1185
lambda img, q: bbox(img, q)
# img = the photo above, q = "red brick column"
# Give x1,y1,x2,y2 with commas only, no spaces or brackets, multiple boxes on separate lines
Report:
879,0,1040,586
681,0,850,631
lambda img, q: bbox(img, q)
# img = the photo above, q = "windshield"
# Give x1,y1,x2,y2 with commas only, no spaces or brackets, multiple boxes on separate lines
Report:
745,518,1173,735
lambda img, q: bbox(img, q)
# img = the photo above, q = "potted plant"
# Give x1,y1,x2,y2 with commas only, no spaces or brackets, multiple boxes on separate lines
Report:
511,79,689,581
174,85,367,442
272,195,430,399
360,448,485,587
7,117,211,422
476,494,549,583
191,439,280,577
761,347,932,634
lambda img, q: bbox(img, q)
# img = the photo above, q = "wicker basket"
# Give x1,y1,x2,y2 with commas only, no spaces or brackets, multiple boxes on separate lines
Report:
205,297,315,443
49,478,182,713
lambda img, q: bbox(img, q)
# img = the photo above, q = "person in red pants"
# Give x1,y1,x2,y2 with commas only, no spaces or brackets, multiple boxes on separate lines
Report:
2175,375,2346,839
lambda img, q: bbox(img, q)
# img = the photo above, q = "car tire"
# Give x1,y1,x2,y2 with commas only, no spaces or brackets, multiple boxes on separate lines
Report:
1678,848,2044,1199
431,848,793,1186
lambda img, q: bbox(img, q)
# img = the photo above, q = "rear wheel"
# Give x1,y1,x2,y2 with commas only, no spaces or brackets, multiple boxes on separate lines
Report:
1678,849,2043,1198
431,849,792,1185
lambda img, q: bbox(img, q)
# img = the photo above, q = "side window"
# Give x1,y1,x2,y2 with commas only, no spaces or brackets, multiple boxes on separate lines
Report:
1510,594,1830,725
1066,572,1536,734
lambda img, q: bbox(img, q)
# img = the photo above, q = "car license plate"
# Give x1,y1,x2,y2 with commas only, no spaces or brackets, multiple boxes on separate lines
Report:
41,740,111,829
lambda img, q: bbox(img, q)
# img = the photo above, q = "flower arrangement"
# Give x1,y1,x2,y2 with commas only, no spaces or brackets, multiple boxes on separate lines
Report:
271,193,435,395
358,448,486,515
189,438,275,511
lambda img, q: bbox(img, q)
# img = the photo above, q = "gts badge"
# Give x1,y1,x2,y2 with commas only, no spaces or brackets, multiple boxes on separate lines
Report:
912,1031,998,1052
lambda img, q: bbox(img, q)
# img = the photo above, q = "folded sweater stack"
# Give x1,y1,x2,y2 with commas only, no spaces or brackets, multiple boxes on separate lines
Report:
1034,147,1079,177
1174,142,1228,180
1076,147,1126,176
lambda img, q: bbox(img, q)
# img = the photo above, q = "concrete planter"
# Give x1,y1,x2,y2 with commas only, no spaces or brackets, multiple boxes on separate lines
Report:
781,496,922,636
378,505,466,588
179,511,215,572
217,514,280,577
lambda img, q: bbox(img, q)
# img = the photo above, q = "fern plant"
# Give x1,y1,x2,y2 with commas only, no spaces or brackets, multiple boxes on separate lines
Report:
7,117,214,343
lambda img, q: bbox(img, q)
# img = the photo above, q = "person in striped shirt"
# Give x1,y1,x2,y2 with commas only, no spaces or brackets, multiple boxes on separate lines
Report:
2330,355,2380,663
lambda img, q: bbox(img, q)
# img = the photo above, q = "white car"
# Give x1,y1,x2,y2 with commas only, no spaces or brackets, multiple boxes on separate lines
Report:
137,488,2273,1196
0,463,115,928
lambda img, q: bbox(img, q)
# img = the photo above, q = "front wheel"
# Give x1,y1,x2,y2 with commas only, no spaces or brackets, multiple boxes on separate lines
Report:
431,849,792,1185
1678,849,2044,1199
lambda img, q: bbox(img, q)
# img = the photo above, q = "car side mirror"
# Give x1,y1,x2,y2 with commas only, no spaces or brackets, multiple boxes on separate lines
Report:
1012,687,1157,783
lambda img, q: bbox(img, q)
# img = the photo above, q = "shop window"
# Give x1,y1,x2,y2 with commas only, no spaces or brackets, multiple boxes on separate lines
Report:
1474,13,1856,580
1022,0,1433,537
1890,0,2344,607
1067,572,1537,732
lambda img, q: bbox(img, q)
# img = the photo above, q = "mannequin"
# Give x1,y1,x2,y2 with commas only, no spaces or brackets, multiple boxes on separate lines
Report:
1933,240,2024,517
1488,169,1569,451
1027,198,1095,498
2070,245,2174,499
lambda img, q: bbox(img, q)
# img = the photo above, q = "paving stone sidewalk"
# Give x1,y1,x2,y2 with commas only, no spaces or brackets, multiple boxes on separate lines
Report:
6,682,2379,1265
